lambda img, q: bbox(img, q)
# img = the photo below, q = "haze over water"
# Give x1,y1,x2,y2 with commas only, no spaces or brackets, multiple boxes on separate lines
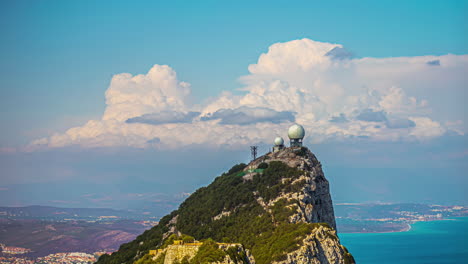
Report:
340,217,468,264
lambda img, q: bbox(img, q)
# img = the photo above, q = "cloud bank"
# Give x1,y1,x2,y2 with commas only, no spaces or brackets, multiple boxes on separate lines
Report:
201,107,295,125
126,111,200,125
30,39,468,150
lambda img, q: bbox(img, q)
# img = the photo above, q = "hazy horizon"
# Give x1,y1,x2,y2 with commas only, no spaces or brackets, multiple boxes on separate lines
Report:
1,0,467,212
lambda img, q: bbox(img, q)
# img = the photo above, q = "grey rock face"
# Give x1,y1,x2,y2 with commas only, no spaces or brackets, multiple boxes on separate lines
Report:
152,243,254,264
248,147,337,229
245,147,354,264
273,226,354,264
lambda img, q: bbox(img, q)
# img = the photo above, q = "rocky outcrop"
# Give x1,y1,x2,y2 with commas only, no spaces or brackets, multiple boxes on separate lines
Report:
247,147,337,229
152,243,253,264
242,147,353,264
163,244,199,264
274,225,354,264
97,146,354,264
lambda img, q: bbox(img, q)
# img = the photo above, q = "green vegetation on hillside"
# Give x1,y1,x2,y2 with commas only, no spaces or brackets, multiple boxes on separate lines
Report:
133,253,159,264
97,161,326,264
257,162,268,169
190,239,226,264
227,163,247,175
160,234,195,249
97,210,177,264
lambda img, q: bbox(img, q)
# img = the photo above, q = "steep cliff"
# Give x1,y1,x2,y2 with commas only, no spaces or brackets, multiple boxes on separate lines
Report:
275,225,354,264
97,147,354,264
248,147,337,229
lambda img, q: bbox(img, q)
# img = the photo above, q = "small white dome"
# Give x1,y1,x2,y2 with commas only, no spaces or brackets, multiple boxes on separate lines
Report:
274,137,284,146
288,124,305,139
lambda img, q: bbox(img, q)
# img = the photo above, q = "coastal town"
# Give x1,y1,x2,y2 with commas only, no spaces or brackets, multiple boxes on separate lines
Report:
0,249,108,264
35,252,99,264
334,203,468,233
0,243,110,264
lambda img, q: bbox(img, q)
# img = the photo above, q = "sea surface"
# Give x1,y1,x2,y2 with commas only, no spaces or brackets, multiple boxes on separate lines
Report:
339,217,468,264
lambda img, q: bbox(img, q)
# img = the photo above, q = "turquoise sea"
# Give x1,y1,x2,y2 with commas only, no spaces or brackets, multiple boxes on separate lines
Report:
339,217,468,264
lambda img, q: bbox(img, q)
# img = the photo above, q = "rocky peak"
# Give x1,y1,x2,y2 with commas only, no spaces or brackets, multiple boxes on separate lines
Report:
245,147,336,229
96,146,354,264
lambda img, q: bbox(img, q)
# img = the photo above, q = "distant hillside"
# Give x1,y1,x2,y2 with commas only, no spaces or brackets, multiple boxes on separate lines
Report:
0,205,141,220
97,147,355,264
335,203,468,220
0,218,147,257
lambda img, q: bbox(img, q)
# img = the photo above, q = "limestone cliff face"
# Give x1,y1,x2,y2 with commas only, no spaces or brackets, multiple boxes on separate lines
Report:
152,243,253,264
163,244,198,264
243,147,353,264
273,226,354,264
248,147,337,229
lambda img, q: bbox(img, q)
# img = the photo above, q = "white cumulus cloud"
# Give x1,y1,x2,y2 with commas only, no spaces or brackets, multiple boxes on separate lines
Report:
103,65,191,122
29,38,468,150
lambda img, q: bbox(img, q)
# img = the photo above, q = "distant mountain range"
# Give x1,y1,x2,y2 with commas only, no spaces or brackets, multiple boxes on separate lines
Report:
0,218,148,257
2,202,466,227
0,205,144,220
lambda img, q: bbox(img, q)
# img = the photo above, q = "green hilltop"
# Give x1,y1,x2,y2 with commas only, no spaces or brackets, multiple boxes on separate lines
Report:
97,147,354,264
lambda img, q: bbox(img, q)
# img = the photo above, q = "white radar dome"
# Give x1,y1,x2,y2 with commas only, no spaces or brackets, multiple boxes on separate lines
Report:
274,137,284,146
288,124,305,139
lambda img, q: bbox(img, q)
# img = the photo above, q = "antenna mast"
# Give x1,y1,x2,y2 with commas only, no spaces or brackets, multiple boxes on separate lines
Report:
250,146,258,161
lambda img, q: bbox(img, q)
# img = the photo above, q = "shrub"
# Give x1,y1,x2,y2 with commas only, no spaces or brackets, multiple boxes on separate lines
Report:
227,163,247,175
161,234,179,248
297,147,308,157
154,253,165,264
191,239,226,264
182,235,195,243
257,162,268,169
180,256,190,264
226,246,248,263
134,253,158,264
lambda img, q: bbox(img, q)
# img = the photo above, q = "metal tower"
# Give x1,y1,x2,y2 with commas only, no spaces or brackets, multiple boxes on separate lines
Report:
250,146,258,161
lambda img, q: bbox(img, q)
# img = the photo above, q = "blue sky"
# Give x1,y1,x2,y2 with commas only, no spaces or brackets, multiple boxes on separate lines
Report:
0,0,467,211
1,0,466,145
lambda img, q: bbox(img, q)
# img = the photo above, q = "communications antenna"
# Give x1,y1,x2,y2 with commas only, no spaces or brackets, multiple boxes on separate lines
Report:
250,146,258,161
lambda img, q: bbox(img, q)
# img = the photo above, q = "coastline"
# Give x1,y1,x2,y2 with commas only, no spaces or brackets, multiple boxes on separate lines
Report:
341,217,468,234
339,217,467,234
340,216,467,234
341,223,411,234
339,216,468,264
